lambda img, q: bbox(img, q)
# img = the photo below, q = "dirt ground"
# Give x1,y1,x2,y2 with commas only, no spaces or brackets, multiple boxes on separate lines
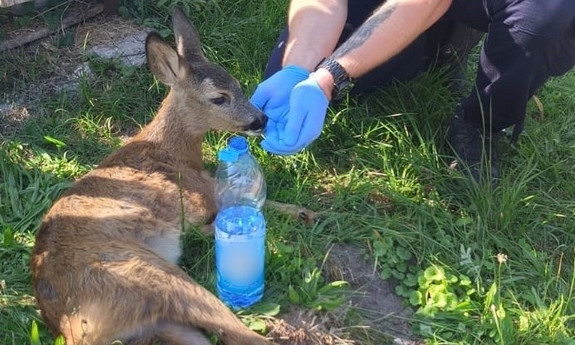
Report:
266,243,418,345
0,4,417,344
1,1,148,136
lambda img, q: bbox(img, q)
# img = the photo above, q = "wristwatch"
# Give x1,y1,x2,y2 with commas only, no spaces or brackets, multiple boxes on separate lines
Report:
315,57,354,101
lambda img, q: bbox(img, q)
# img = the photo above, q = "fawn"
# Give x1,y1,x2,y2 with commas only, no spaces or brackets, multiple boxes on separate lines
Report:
31,8,316,345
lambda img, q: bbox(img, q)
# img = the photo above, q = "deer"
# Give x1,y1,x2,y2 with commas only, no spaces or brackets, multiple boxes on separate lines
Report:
30,7,317,345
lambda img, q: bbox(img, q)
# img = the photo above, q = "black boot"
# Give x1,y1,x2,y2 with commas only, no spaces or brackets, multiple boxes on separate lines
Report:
448,106,501,186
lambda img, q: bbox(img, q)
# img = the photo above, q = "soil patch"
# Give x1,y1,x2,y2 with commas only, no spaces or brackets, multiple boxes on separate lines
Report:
0,1,149,137
265,243,417,345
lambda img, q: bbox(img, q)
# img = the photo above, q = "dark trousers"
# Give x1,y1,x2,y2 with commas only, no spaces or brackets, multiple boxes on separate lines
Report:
263,0,575,134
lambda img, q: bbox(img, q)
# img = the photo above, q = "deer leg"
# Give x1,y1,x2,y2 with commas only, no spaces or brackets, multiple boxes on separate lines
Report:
265,200,319,225
54,245,275,345
156,322,212,345
203,167,318,226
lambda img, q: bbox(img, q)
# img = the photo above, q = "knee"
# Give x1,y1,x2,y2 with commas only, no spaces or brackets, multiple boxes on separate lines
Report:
499,2,575,37
533,5,574,37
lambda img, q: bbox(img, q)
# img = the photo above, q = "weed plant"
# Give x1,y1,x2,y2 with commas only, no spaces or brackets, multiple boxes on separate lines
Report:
1,1,575,344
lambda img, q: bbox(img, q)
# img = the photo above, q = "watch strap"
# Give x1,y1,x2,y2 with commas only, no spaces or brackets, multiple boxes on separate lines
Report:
315,58,354,100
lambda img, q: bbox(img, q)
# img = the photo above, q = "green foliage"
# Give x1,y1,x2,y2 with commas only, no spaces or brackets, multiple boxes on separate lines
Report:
410,264,479,340
29,320,65,345
30,320,40,345
1,143,71,232
368,235,420,299
409,243,575,344
287,265,347,311
1,1,575,344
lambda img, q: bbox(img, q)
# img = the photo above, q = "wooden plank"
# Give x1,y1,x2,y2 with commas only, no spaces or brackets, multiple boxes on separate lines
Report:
0,0,31,8
0,2,103,52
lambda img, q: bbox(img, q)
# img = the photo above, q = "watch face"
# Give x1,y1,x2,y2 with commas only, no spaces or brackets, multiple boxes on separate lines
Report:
334,79,354,100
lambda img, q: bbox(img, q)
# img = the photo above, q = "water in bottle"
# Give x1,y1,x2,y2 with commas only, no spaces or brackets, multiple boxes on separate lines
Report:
214,136,267,309
215,205,265,308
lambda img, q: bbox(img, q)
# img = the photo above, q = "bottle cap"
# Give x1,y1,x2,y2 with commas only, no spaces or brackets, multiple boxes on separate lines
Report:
228,136,249,154
217,148,239,162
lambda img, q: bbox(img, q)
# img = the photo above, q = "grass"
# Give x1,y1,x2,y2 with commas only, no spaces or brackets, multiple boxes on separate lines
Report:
1,0,575,344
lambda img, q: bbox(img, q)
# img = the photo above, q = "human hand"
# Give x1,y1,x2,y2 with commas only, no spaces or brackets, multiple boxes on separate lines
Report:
261,75,329,155
250,65,309,123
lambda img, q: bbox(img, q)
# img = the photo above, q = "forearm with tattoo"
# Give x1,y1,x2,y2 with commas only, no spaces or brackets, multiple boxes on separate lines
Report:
312,0,451,97
332,3,398,59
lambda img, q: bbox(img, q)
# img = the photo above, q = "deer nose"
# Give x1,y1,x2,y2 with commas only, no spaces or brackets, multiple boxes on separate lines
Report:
246,114,268,132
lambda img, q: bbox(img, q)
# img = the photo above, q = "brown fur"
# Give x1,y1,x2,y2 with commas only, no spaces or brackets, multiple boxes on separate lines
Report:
31,8,315,345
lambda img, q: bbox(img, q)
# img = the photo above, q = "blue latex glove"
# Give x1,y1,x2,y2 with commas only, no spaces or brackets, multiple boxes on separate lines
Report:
250,65,310,123
260,76,329,155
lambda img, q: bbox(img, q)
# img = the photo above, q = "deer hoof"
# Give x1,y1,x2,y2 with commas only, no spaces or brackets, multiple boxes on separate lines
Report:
298,209,319,225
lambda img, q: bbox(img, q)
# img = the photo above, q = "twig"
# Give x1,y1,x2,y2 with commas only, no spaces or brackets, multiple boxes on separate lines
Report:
0,2,103,52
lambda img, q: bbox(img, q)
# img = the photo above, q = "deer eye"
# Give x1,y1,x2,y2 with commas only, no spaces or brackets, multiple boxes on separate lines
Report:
210,95,228,105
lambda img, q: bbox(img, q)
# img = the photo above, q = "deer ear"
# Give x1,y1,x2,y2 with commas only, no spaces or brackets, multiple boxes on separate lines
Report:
146,32,185,86
171,7,207,62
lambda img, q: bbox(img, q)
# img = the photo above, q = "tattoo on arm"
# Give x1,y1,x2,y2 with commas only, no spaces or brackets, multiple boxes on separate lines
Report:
332,3,397,59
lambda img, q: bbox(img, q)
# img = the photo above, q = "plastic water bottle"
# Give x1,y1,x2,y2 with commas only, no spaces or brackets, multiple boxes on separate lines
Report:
214,136,267,210
214,136,267,309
